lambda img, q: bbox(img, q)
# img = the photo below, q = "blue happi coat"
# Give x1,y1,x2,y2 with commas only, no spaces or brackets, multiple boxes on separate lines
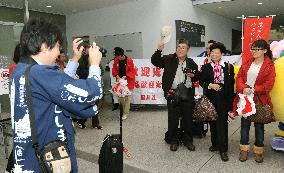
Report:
9,60,102,173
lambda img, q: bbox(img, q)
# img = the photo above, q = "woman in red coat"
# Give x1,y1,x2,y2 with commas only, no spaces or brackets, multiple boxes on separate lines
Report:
112,47,136,120
234,39,275,163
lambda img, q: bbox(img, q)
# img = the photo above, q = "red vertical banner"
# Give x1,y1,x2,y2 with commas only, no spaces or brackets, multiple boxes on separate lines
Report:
243,17,273,63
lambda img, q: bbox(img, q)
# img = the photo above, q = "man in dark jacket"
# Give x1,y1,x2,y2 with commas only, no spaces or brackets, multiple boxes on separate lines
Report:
151,39,199,151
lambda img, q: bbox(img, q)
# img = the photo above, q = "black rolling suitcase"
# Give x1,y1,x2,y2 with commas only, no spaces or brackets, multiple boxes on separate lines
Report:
98,105,123,173
192,121,208,138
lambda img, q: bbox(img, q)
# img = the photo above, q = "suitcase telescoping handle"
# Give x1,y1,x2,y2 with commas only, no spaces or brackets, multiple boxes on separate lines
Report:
119,103,123,141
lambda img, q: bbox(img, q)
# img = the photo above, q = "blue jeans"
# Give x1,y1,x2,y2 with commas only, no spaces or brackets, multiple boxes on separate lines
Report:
240,117,264,147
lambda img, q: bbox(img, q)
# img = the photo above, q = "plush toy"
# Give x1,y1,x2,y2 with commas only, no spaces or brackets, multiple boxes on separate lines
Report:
270,39,284,151
270,39,284,59
270,55,284,121
233,66,240,92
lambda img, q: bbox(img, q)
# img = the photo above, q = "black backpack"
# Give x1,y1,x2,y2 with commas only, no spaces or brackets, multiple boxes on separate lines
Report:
98,105,123,173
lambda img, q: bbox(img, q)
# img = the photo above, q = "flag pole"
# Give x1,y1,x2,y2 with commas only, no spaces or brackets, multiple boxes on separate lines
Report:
241,15,245,53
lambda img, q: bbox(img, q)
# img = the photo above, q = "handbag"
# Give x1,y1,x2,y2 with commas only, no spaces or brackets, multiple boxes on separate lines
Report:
193,95,218,122
175,82,190,102
247,91,275,124
173,72,191,103
25,65,71,173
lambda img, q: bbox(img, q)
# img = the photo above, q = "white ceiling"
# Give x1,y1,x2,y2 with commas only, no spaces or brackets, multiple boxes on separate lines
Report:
194,0,284,30
0,0,283,30
0,0,138,14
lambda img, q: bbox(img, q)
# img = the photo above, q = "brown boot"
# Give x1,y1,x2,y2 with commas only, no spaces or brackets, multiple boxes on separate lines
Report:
253,145,264,163
239,144,250,162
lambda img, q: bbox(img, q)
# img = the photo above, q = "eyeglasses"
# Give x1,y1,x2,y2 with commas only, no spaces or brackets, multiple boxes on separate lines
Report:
250,48,264,52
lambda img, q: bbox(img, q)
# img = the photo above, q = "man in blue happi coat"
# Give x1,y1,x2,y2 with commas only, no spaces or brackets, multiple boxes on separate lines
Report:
9,18,103,173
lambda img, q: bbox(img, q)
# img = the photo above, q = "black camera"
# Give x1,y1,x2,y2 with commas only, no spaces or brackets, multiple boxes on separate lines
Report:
183,67,195,73
81,44,107,57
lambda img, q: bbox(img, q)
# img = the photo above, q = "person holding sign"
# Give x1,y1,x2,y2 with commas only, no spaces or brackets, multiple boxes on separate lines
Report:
151,39,199,152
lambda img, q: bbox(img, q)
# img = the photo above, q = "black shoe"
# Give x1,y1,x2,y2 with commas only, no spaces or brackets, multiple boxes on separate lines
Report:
92,125,103,130
112,103,119,111
77,122,86,129
209,146,218,152
220,152,229,162
185,143,196,151
170,144,178,151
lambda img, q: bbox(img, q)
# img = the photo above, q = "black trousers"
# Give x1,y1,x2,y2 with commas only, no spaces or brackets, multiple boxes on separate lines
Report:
208,90,228,152
167,88,194,145
6,150,14,172
92,115,100,127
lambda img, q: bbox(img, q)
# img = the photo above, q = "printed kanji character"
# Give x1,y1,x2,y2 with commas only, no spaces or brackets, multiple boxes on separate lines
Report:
141,81,147,88
153,67,161,77
149,81,155,88
141,67,151,77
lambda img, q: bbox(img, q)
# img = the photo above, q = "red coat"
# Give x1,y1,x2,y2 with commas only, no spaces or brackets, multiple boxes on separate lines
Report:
112,56,136,91
233,56,276,114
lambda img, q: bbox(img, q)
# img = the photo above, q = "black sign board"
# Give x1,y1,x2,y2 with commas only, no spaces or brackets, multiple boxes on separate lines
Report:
175,20,205,47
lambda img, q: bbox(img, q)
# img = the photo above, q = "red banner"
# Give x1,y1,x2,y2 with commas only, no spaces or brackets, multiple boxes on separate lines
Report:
243,17,273,63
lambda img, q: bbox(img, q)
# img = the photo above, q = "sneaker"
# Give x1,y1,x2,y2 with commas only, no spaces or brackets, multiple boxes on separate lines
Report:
122,114,128,120
77,122,86,129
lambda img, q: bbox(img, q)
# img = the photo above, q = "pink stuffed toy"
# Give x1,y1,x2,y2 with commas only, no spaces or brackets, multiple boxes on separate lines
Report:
271,39,284,58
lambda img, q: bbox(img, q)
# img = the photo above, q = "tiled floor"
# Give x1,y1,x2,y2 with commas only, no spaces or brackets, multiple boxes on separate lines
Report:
1,96,284,172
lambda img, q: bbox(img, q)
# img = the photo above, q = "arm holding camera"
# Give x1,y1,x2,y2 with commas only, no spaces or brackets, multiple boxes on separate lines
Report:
88,42,102,66
72,38,84,62
87,42,102,78
64,39,102,78
63,38,84,78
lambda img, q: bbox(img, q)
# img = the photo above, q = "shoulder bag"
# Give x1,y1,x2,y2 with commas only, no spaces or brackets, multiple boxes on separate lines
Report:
25,65,71,173
247,90,275,124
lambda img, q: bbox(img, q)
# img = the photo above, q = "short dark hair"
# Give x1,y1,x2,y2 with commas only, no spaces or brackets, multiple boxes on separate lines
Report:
251,39,272,59
177,39,190,48
13,44,21,64
114,47,124,56
210,42,226,54
208,40,216,44
20,18,63,57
